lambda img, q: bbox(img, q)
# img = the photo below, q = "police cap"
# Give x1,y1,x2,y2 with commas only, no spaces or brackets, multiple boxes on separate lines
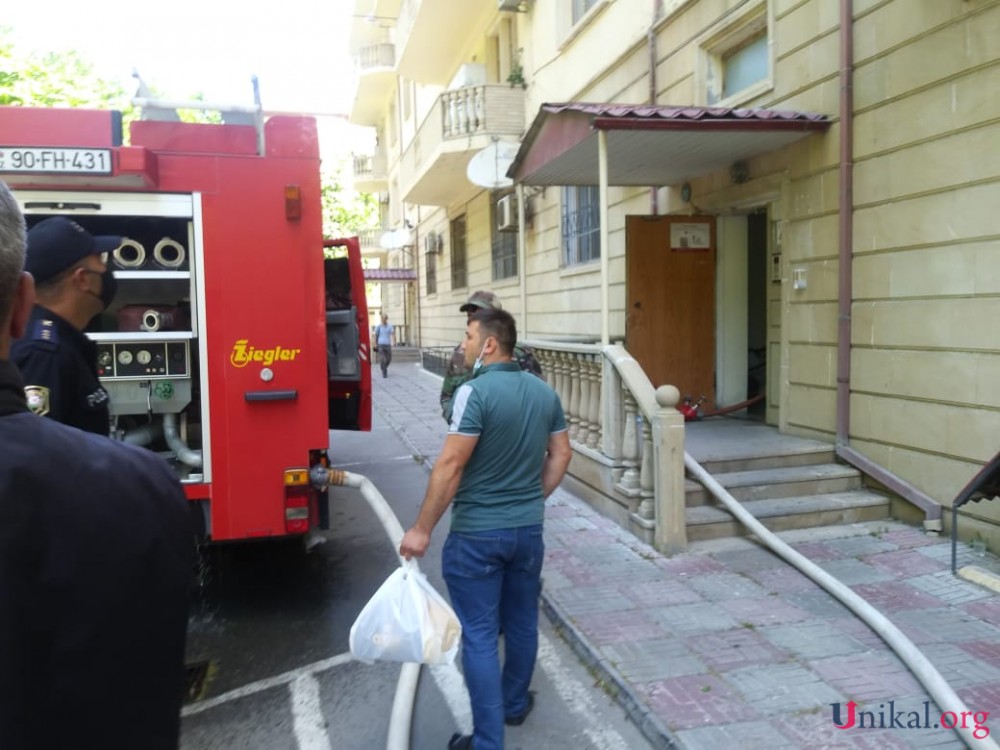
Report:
26,217,122,284
459,290,502,313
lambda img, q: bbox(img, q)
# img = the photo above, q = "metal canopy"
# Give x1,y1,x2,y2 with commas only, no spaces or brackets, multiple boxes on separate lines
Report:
364,268,417,281
508,103,831,186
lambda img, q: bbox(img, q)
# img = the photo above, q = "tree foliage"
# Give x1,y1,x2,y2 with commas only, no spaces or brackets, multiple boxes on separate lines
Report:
0,28,371,245
321,163,379,240
0,27,133,114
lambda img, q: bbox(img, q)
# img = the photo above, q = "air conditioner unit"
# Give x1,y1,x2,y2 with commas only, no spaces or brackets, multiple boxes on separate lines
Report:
424,232,442,254
498,0,530,11
496,194,518,232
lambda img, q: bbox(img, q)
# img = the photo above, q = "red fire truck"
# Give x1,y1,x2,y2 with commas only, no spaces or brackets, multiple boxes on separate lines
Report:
0,104,372,542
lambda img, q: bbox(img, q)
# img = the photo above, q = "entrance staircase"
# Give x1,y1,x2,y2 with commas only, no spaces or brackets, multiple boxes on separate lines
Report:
684,420,890,541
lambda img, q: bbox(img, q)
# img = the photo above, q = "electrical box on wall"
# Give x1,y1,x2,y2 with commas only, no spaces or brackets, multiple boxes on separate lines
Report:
770,252,782,283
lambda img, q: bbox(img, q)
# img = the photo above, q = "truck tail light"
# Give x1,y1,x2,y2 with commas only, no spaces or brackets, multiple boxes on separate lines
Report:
284,185,301,220
284,469,310,534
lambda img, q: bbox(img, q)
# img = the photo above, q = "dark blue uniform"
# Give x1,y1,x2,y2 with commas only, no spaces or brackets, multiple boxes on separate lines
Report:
0,359,194,750
10,305,110,435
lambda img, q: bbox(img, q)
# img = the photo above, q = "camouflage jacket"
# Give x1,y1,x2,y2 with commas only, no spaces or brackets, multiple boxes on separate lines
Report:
439,342,543,423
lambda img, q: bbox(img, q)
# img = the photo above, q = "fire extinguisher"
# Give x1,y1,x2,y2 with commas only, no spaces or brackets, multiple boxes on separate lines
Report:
678,394,706,422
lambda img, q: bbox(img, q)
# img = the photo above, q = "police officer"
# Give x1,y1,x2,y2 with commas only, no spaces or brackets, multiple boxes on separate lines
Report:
0,182,194,749
439,290,543,423
10,215,120,434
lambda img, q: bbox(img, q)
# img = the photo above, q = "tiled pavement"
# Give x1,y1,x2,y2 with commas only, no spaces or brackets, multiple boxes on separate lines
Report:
372,362,1000,749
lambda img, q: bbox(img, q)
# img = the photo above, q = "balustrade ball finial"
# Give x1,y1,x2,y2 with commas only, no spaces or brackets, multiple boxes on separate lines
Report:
655,385,680,409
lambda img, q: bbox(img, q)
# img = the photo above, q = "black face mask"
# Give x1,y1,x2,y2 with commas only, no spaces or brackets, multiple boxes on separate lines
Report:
83,268,117,310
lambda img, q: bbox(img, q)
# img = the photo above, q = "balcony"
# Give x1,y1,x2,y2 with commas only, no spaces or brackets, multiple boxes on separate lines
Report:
355,228,386,256
400,84,526,206
352,151,389,193
396,0,494,84
349,43,396,126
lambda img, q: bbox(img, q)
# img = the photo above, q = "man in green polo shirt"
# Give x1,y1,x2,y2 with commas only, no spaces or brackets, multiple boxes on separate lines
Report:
400,307,571,750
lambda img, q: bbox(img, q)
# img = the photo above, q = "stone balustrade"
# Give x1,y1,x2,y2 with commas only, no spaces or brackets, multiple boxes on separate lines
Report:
524,340,687,551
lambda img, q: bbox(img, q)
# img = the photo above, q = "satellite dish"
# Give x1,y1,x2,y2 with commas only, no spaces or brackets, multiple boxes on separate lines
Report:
467,141,519,189
379,228,410,250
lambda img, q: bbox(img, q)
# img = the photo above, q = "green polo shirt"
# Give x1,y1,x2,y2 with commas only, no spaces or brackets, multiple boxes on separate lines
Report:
448,361,567,532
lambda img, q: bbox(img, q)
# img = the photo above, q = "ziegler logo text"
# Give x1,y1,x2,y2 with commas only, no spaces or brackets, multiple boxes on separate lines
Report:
230,340,301,368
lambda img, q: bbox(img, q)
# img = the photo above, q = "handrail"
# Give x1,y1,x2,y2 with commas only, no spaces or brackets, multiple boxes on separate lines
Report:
602,344,657,422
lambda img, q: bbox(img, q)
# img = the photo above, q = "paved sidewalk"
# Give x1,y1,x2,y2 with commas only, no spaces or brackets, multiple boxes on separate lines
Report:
373,362,1000,749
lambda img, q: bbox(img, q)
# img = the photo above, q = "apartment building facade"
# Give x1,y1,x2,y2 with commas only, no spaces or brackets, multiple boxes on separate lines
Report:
348,0,1000,547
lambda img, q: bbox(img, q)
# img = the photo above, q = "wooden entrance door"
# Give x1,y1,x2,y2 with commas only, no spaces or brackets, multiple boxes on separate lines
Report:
625,215,716,407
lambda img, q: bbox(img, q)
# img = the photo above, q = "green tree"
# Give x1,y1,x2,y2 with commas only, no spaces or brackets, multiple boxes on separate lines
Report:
0,27,133,114
0,28,368,245
321,162,379,239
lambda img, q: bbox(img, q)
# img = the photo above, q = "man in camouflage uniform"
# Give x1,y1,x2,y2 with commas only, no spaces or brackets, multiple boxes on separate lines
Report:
440,290,543,423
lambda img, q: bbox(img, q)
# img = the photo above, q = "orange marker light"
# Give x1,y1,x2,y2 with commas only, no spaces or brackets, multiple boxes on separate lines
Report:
285,185,301,220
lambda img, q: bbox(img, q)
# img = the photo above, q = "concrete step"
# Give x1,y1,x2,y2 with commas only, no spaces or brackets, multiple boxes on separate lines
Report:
686,490,891,541
697,446,836,475
383,346,422,362
685,463,862,506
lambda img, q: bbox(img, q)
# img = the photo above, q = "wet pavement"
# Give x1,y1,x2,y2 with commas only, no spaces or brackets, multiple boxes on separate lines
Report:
374,359,1000,749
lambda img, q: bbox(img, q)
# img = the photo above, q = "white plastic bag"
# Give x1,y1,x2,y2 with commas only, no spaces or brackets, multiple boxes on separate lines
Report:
349,563,461,665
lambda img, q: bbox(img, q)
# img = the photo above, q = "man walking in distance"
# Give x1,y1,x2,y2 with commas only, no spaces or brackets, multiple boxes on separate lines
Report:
10,215,121,434
0,181,195,750
439,290,542,423
400,307,572,750
374,313,395,378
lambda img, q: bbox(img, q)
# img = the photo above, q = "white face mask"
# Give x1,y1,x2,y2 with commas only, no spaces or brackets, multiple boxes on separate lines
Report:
472,341,488,373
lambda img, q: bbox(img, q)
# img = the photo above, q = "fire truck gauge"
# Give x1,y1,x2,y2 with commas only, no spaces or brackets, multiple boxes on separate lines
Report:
98,350,113,368
136,350,152,366
117,350,133,365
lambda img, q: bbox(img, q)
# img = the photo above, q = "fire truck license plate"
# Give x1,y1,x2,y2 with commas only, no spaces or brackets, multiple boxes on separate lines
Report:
0,147,112,174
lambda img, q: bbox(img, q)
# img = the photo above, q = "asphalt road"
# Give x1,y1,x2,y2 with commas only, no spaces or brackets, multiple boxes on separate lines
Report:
180,411,653,750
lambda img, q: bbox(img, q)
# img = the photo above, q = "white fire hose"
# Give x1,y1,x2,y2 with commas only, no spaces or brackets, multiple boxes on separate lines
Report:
112,238,146,268
153,237,186,269
314,467,460,750
686,454,998,750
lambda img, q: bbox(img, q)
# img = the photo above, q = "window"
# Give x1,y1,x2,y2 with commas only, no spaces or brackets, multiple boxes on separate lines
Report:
721,34,768,100
701,5,770,106
491,193,518,280
450,215,467,290
425,251,437,295
572,0,598,25
561,186,600,266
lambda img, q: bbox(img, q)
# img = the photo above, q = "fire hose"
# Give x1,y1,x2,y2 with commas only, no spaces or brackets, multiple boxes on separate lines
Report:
311,467,472,750
680,392,765,421
686,455,997,750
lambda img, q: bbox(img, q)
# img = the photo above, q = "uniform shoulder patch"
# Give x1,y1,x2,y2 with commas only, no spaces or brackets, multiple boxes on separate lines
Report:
31,319,59,349
24,385,50,416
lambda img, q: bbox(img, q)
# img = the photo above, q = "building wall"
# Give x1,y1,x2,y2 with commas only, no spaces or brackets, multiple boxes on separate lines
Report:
519,0,1000,530
376,0,1000,537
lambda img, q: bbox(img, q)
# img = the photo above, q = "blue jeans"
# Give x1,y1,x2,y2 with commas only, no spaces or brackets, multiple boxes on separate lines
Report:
443,525,544,750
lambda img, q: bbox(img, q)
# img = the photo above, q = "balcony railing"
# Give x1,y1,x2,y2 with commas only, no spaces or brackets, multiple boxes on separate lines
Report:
402,83,525,204
522,340,687,552
355,228,382,249
353,152,388,187
356,43,395,72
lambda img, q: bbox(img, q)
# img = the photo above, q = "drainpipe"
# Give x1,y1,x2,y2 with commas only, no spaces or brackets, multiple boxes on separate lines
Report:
834,0,854,452
518,182,528,335
648,0,661,214
832,0,942,531
598,129,610,346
